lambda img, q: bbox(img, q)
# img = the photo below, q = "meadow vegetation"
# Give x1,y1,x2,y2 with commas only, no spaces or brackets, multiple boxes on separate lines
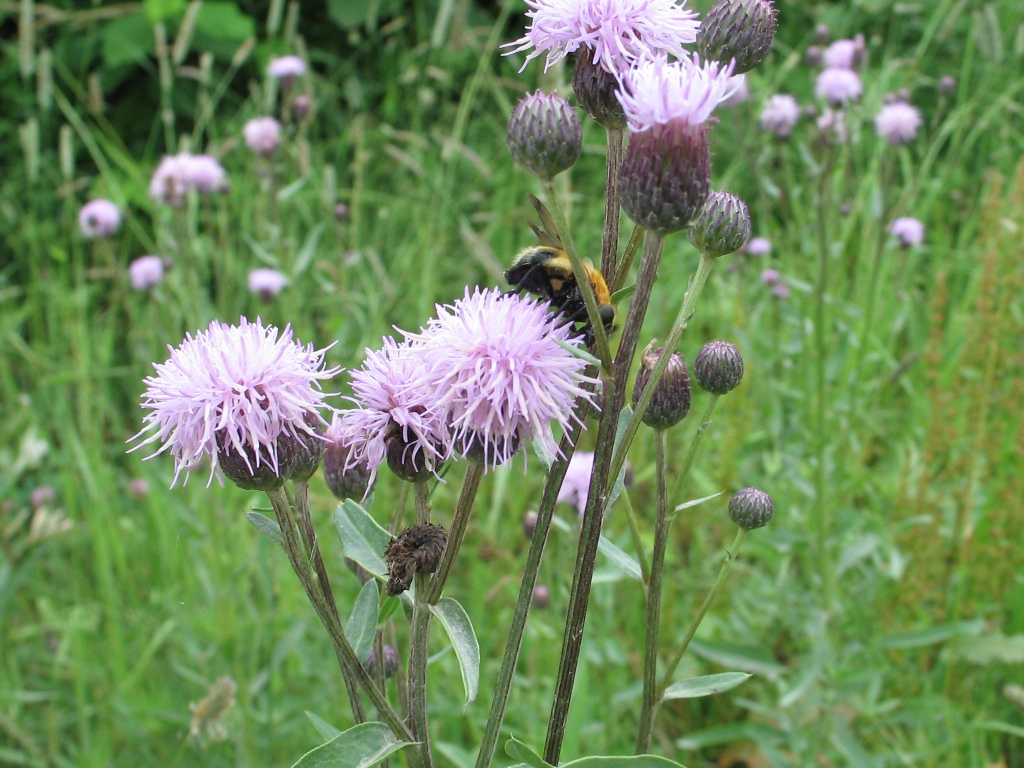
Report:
2,0,1024,766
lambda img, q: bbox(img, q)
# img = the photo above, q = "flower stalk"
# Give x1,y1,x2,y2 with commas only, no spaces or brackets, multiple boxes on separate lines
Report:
426,463,484,604
601,127,625,276
408,480,434,768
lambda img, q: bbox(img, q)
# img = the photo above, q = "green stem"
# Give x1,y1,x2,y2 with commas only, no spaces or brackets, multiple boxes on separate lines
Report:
541,180,613,371
427,462,484,604
635,429,670,754
667,397,720,504
408,480,434,768
620,490,650,586
601,127,624,277
656,528,747,700
264,488,411,741
611,253,717,486
612,225,645,294
543,232,665,765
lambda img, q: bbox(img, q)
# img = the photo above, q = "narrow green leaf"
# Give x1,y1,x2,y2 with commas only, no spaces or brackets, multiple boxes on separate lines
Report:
278,175,309,202
430,597,480,706
610,284,635,304
687,640,785,680
662,672,752,700
554,336,601,366
333,500,390,579
504,737,553,768
245,511,283,547
672,491,723,514
294,222,325,275
346,580,379,663
305,711,343,742
878,620,984,649
531,435,554,472
563,757,687,768
597,536,643,583
290,721,413,768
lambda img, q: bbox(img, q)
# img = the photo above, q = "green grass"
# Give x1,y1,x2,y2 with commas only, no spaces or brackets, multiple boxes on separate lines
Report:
3,0,1024,766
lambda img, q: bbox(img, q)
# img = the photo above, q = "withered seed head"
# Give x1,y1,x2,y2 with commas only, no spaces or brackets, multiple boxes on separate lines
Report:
384,523,449,596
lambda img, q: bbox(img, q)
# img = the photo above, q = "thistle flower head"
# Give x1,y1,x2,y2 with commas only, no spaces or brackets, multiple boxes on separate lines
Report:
617,54,736,133
746,236,771,256
79,199,122,238
267,55,306,81
507,91,583,181
243,117,283,158
728,486,774,529
760,268,780,285
248,268,288,301
557,450,595,515
759,94,800,137
323,414,375,501
688,190,751,257
149,153,228,207
815,67,862,105
129,255,167,291
503,0,700,76
410,288,599,470
337,337,452,484
129,318,339,488
693,340,744,394
632,344,691,430
822,36,865,70
696,0,777,75
937,75,956,95
889,217,925,247
875,102,922,145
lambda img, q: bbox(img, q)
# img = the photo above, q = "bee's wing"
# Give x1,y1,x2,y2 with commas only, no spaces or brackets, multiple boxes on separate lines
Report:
527,193,563,249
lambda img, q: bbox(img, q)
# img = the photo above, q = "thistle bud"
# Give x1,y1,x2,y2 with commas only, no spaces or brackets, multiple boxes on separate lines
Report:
287,415,325,483
572,45,627,129
324,436,375,502
523,510,539,539
292,94,311,118
728,487,774,530
334,202,350,222
937,75,956,95
813,23,831,45
805,45,823,68
532,585,551,608
217,432,295,491
384,523,448,596
384,427,438,483
365,644,401,678
688,191,751,258
697,0,777,75
507,91,582,181
632,344,691,430
693,341,744,395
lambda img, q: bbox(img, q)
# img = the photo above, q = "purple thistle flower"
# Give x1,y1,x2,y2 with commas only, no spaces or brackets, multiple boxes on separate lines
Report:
129,317,339,487
504,0,700,77
248,268,288,301
79,199,122,238
815,68,862,105
817,108,847,143
874,102,922,145
410,288,599,469
267,56,306,81
759,94,800,137
822,36,864,70
746,236,772,256
243,117,283,158
557,450,595,516
889,217,925,247
129,255,167,291
337,337,453,483
770,281,791,299
616,54,736,133
149,153,228,207
760,268,779,285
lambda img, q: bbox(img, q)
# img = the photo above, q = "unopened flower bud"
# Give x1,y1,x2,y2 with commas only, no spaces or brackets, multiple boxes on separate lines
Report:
532,585,551,608
728,487,774,530
572,45,627,129
937,75,956,95
507,91,582,181
334,202,350,222
287,416,325,482
694,341,744,395
293,94,311,118
365,644,401,678
384,523,448,596
688,191,751,258
324,441,374,502
523,510,539,539
805,45,823,68
217,432,296,491
814,23,830,44
697,0,777,75
129,478,150,501
632,344,691,430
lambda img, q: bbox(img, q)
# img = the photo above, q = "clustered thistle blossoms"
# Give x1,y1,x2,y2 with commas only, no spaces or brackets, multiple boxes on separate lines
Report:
130,318,338,487
78,199,122,238
149,153,228,207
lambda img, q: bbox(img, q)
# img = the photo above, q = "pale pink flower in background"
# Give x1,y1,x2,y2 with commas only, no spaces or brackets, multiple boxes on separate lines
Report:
746,237,772,256
759,94,800,136
889,217,925,247
504,0,700,76
875,102,922,144
248,268,288,301
130,318,338,486
616,54,735,133
822,37,864,69
760,268,780,285
31,485,56,509
129,255,167,291
411,288,600,469
721,73,749,107
817,108,847,142
815,68,862,105
78,199,122,238
771,282,791,299
267,55,306,82
243,117,283,158
149,153,228,206
557,450,595,516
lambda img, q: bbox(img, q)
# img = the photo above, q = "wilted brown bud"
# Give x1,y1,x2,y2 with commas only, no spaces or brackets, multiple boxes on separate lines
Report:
384,523,448,596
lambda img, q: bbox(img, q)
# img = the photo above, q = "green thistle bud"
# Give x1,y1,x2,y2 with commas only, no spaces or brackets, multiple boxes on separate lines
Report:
694,340,744,395
688,191,751,258
697,0,777,75
572,45,627,129
632,343,691,430
619,122,711,235
288,414,325,482
507,91,582,181
728,487,774,530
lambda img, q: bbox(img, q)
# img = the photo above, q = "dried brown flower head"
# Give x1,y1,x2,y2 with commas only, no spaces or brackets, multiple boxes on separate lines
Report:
384,523,448,596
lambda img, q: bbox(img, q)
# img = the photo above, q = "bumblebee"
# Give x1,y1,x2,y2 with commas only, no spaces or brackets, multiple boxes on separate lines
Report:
505,195,616,346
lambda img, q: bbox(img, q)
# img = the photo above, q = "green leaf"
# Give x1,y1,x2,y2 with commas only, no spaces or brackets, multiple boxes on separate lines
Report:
610,284,635,304
327,0,404,30
278,176,308,202
294,222,325,275
290,721,413,768
196,1,255,41
531,435,554,472
102,13,154,69
430,597,480,706
687,639,785,680
504,737,553,768
597,536,643,583
879,620,984,649
952,631,1024,665
305,711,343,742
144,0,187,23
606,406,632,508
346,580,379,663
672,491,723,514
662,672,752,700
245,511,283,547
334,500,390,579
563,757,688,768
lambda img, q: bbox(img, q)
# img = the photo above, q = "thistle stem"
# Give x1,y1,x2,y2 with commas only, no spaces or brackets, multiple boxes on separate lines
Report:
408,480,434,768
612,225,645,293
657,528,746,701
611,252,716,487
543,232,665,764
601,127,624,277
427,462,484,604
620,490,650,586
264,488,411,741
